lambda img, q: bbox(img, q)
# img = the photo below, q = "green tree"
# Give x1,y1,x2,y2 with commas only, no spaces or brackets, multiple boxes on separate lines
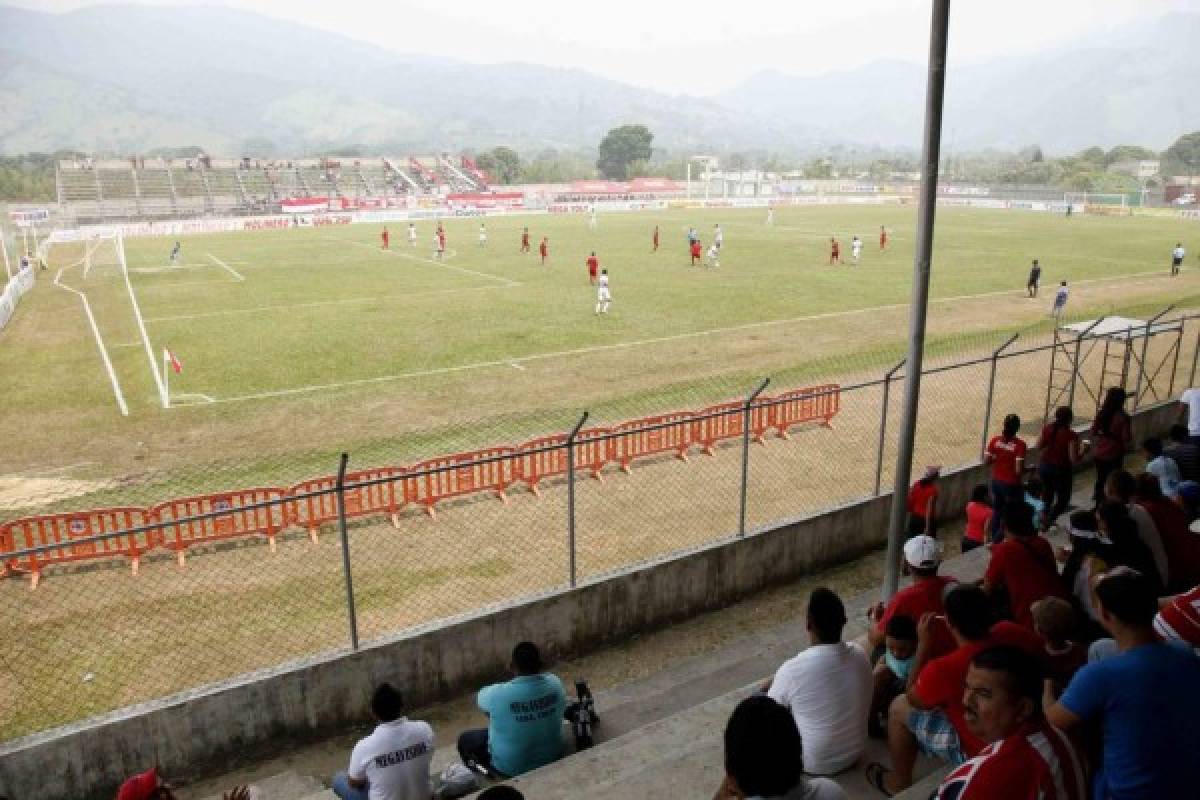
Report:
1162,131,1200,177
475,146,521,184
1076,146,1106,167
596,125,654,180
726,153,749,171
1104,144,1157,166
802,158,833,179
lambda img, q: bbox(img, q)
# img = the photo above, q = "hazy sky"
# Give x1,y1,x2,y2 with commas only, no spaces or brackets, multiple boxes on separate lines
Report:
10,0,1196,93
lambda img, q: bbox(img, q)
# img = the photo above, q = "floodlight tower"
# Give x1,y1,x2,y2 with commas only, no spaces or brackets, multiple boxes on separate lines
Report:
686,155,719,202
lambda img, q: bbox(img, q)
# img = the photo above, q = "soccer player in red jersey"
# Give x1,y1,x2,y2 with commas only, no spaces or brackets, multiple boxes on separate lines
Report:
520,227,530,253
539,236,549,265
690,239,702,265
381,226,389,250
586,252,599,284
436,229,446,260
880,225,888,251
652,225,660,252
830,237,841,265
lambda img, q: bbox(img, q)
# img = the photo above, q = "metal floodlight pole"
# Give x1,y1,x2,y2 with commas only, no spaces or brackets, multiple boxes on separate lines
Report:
739,378,771,537
875,359,906,496
1132,305,1173,411
335,452,360,650
981,334,1020,454
566,411,589,588
883,0,950,600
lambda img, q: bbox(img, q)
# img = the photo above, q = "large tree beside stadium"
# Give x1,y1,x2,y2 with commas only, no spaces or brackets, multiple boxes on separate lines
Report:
1163,131,1200,177
475,146,521,184
596,125,654,180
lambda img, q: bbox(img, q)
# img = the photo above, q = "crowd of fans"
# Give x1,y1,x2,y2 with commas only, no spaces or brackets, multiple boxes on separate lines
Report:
113,389,1200,800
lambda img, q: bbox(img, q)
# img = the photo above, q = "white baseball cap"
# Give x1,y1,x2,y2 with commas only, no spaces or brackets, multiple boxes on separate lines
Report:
904,535,942,569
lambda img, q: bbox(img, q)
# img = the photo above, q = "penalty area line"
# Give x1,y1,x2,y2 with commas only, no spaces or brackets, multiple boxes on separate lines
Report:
207,254,246,281
340,239,520,288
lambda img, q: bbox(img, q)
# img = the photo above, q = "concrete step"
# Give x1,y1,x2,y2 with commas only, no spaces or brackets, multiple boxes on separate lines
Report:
199,770,325,800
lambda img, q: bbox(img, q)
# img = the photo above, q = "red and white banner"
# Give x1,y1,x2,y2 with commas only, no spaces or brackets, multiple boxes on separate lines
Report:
280,197,329,214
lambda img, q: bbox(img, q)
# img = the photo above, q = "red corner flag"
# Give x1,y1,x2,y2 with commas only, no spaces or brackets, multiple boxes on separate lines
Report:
163,348,183,374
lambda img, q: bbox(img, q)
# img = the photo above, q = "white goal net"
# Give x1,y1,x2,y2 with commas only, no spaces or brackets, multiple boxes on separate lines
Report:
1063,192,1132,216
40,227,126,278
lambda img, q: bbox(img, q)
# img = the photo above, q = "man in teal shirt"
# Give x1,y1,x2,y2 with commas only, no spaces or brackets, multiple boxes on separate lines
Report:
457,642,568,777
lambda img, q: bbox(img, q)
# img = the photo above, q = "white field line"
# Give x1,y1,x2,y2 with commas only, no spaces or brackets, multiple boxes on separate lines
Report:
119,236,169,408
137,279,243,290
168,269,1183,408
339,238,520,287
52,268,130,417
127,264,208,273
144,284,516,323
207,254,246,282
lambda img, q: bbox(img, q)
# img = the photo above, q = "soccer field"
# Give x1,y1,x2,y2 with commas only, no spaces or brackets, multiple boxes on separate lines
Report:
2,204,1199,511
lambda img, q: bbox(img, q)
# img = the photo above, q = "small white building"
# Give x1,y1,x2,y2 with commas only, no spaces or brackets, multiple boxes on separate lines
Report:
1108,159,1160,179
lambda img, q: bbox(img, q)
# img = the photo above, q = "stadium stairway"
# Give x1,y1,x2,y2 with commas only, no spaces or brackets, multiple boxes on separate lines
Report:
187,526,1028,800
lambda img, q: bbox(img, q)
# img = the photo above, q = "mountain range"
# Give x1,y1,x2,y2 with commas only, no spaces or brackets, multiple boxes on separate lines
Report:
0,4,1197,157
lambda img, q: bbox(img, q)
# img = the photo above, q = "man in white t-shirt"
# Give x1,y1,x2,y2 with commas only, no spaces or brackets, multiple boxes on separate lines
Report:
333,683,434,800
407,223,418,247
766,588,872,775
851,236,863,264
1171,242,1185,277
1181,387,1200,444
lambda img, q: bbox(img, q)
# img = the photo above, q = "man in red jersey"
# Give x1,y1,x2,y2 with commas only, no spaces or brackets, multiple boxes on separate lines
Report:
866,586,1041,795
586,252,599,285
830,237,841,265
933,646,1087,800
652,225,660,252
381,226,389,250
880,225,888,251
690,239,702,266
520,227,530,253
539,236,549,265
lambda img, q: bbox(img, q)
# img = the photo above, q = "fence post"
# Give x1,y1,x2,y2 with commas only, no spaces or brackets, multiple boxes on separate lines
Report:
875,359,906,496
981,334,1020,455
1168,316,1185,398
1132,305,1173,411
565,411,589,588
1191,321,1200,390
739,378,771,537
335,452,360,651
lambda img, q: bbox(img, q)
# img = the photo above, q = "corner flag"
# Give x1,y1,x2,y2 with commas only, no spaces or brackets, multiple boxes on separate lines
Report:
164,348,182,374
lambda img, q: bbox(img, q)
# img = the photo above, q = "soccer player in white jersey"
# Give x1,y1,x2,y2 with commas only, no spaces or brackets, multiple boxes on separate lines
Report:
595,269,611,314
169,241,181,265
408,223,417,247
714,223,724,250
1052,281,1069,320
766,207,775,226
478,223,488,247
1172,242,1185,276
589,206,598,229
851,236,863,264
706,243,721,269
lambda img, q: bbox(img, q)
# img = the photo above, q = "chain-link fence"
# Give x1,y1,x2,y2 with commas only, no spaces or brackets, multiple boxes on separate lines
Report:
1,306,1198,743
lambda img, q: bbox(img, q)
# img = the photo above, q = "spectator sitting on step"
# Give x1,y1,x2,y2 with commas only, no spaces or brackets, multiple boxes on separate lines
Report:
1023,475,1047,532
1105,470,1169,589
1134,472,1200,591
765,587,871,775
981,502,1069,630
1165,424,1200,483
713,695,847,800
865,586,1042,795
1143,437,1182,498
457,641,568,779
1045,567,1200,799
332,682,434,800
867,534,957,664
868,614,917,739
116,769,249,800
1096,501,1163,596
1031,597,1087,694
962,484,992,553
905,465,941,538
934,646,1088,800
1153,583,1200,655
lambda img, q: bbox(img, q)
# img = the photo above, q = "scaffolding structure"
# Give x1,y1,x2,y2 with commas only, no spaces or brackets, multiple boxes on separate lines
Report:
1043,309,1184,422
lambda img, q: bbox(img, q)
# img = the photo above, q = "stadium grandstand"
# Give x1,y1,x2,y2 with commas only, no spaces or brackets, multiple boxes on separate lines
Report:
55,153,492,224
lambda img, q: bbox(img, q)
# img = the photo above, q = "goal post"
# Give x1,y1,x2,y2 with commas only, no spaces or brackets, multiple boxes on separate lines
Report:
1063,192,1132,216
40,227,125,277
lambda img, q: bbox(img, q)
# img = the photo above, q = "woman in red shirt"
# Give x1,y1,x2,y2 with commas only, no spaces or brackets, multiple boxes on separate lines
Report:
1036,407,1085,530
906,466,941,538
1089,387,1131,505
963,484,993,553
985,414,1027,543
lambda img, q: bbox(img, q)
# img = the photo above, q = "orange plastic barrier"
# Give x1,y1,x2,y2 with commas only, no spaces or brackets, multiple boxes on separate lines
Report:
153,488,288,566
770,384,840,438
2,508,156,588
692,402,771,455
406,447,516,517
611,412,694,472
515,435,569,496
287,467,405,541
